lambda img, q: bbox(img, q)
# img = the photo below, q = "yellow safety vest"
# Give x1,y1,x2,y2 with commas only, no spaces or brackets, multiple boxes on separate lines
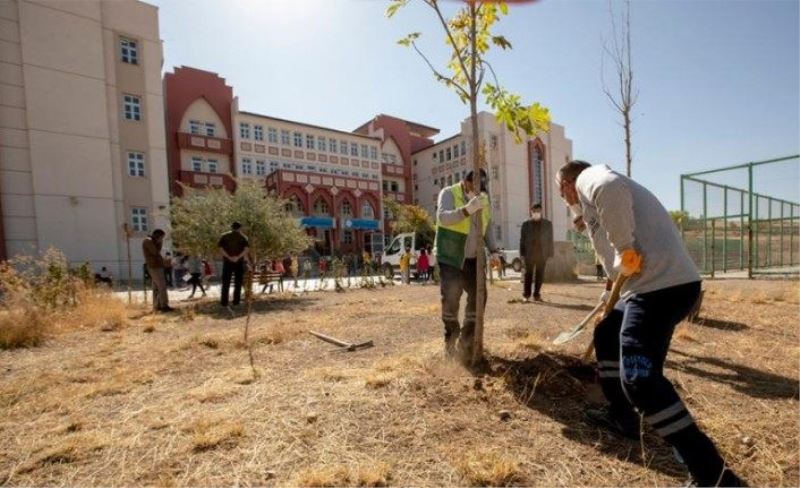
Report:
434,183,491,269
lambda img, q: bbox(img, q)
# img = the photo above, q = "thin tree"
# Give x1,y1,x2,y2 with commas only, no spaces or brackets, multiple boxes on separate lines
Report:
602,0,638,177
388,0,550,365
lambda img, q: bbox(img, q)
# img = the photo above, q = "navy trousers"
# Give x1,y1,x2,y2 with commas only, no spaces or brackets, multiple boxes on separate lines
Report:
594,280,730,486
439,259,486,350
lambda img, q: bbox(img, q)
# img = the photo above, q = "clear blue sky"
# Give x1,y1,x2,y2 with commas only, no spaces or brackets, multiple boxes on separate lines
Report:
150,0,799,211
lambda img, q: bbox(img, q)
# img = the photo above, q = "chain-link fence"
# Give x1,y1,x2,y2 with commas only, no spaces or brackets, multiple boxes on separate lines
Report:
680,155,800,277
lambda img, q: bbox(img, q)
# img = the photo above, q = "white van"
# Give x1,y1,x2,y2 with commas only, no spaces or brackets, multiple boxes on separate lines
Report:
380,232,434,278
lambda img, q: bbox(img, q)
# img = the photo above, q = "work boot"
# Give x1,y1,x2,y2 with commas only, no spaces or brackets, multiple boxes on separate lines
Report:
585,405,640,440
444,337,457,359
533,293,543,302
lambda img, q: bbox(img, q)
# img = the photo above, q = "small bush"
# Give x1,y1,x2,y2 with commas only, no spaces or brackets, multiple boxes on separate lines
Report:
0,308,46,349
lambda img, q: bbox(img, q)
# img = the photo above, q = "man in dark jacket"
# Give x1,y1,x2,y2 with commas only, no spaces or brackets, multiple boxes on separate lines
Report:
519,203,553,302
218,222,250,307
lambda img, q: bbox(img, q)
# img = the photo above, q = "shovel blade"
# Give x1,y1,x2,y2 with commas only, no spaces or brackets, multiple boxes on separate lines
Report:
553,327,586,345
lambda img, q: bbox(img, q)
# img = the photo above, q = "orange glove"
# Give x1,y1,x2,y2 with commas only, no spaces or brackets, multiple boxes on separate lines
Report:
619,249,643,277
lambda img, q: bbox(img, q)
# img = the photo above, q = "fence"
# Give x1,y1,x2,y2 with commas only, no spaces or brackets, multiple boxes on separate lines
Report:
680,155,800,278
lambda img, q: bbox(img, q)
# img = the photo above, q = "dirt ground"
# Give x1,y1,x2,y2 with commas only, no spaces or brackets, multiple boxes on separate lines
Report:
1,277,798,487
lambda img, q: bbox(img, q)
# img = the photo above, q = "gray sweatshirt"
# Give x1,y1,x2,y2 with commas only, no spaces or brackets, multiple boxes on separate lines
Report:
437,183,497,259
576,165,700,299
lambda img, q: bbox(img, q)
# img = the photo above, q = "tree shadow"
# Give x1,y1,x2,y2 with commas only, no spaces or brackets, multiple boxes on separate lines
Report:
692,317,749,332
191,295,319,320
484,351,686,479
667,349,799,400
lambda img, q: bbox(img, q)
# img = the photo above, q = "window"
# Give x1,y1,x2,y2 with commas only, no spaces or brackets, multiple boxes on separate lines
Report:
317,137,326,152
389,154,397,164
120,38,138,65
340,200,353,217
453,144,459,158
446,148,452,161
447,175,453,186
432,152,437,160
390,181,398,192
361,201,375,219
313,198,329,215
191,157,203,172
370,146,378,160
281,130,290,145
239,123,250,139
241,158,252,175
350,143,358,157
340,140,348,155
205,122,216,137
123,94,141,121
270,161,279,171
382,153,389,162
131,207,148,232
285,195,305,216
495,225,502,240
207,159,218,173
490,135,498,148
343,230,353,244
433,178,438,187
307,164,317,172
319,166,328,174
531,147,544,207
492,166,499,180
293,132,303,147
189,120,201,135
360,144,368,158
306,134,315,149
438,150,444,162
256,160,266,176
382,181,388,191
254,125,264,141
127,152,145,177
329,138,337,153
460,141,466,155
268,127,278,143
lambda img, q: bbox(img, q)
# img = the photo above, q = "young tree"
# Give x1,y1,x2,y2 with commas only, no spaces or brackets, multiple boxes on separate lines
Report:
388,0,550,365
383,197,436,246
602,0,637,177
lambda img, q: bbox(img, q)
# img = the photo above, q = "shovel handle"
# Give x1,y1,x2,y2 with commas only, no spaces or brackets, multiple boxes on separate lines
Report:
583,274,630,361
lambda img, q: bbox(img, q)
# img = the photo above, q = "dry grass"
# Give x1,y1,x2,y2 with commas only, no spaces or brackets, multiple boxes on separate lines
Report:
0,308,46,349
0,279,797,486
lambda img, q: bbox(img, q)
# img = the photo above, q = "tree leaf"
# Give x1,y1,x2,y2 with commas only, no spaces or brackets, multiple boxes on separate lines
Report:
491,35,512,50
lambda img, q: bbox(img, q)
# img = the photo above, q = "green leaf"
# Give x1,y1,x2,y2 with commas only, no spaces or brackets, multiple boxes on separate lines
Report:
491,35,512,50
386,0,408,19
499,2,509,15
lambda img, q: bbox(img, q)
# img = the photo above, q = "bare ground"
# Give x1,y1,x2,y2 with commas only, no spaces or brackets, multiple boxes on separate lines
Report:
0,278,798,486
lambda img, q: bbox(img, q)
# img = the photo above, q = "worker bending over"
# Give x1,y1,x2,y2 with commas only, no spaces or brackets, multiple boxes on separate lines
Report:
557,161,744,487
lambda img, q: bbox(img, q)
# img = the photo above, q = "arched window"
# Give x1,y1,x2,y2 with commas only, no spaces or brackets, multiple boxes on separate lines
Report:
340,200,353,218
284,195,305,217
361,201,375,219
313,197,330,216
530,145,544,208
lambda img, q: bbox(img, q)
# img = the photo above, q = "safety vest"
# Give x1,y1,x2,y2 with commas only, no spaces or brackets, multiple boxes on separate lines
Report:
434,183,491,269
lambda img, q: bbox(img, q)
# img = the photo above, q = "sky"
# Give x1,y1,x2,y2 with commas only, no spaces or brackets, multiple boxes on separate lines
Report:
149,0,800,211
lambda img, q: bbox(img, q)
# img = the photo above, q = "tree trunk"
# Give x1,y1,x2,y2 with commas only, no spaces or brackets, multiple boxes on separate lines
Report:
624,110,632,178
469,1,486,367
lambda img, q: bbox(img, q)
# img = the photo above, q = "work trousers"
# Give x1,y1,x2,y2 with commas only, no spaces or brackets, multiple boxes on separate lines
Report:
147,266,169,311
594,280,730,486
440,259,486,352
523,259,547,298
220,259,245,306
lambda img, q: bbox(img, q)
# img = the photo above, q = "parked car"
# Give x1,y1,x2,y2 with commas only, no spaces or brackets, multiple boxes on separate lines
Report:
381,232,433,278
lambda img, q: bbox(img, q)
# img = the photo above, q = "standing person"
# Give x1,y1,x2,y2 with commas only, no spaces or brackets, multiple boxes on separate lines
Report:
417,248,430,283
202,259,214,287
595,252,606,280
435,169,499,362
498,248,507,278
362,250,372,276
399,245,415,284
218,222,249,308
186,255,206,298
556,161,744,487
164,252,174,288
290,254,300,288
426,245,436,282
519,203,554,302
94,266,113,287
142,229,173,312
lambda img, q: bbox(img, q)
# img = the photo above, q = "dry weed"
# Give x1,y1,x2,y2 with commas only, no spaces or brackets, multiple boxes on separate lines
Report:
0,308,46,349
458,451,526,487
19,432,108,474
293,463,391,487
185,416,244,452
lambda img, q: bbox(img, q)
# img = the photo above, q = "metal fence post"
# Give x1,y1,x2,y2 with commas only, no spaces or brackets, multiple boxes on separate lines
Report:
723,187,728,273
680,176,685,242
791,205,795,266
747,164,753,279
703,182,708,274
780,202,784,267
710,218,716,278
755,196,760,270
739,190,745,270
767,197,772,268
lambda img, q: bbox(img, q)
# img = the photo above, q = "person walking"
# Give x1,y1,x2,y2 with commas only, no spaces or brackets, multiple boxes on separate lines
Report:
417,248,430,282
142,229,173,312
519,203,554,302
399,245,414,284
186,255,206,298
435,169,499,362
557,160,744,487
218,222,249,308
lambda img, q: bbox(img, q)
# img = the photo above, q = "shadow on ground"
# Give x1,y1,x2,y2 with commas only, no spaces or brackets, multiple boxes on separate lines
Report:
485,351,686,480
668,349,799,400
188,295,320,320
693,317,749,332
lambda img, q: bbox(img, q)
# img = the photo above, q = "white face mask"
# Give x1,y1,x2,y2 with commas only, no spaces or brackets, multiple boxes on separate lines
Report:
531,212,542,221
569,203,583,218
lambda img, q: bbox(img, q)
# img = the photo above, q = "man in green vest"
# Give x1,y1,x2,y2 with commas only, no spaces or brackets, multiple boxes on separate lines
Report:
435,169,499,362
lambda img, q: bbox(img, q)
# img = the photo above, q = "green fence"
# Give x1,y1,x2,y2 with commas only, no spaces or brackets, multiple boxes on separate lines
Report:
680,155,800,278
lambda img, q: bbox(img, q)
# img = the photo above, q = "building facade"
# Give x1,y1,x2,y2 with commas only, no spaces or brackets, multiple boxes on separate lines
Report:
0,0,169,278
412,111,573,251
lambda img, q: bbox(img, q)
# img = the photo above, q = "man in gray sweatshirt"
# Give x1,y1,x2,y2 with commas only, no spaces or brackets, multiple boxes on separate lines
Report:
557,161,744,487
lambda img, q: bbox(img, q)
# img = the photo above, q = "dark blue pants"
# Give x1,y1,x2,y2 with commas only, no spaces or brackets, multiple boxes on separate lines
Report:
220,259,245,306
439,259,485,349
594,281,729,485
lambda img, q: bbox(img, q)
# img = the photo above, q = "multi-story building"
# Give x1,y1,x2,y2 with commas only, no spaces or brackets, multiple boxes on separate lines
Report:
0,0,170,278
413,111,573,251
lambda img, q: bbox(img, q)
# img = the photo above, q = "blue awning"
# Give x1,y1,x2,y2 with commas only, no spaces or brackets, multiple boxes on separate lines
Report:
299,216,335,229
343,218,380,231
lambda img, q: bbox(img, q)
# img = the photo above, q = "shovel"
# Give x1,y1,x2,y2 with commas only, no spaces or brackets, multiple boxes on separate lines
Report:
552,301,604,345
